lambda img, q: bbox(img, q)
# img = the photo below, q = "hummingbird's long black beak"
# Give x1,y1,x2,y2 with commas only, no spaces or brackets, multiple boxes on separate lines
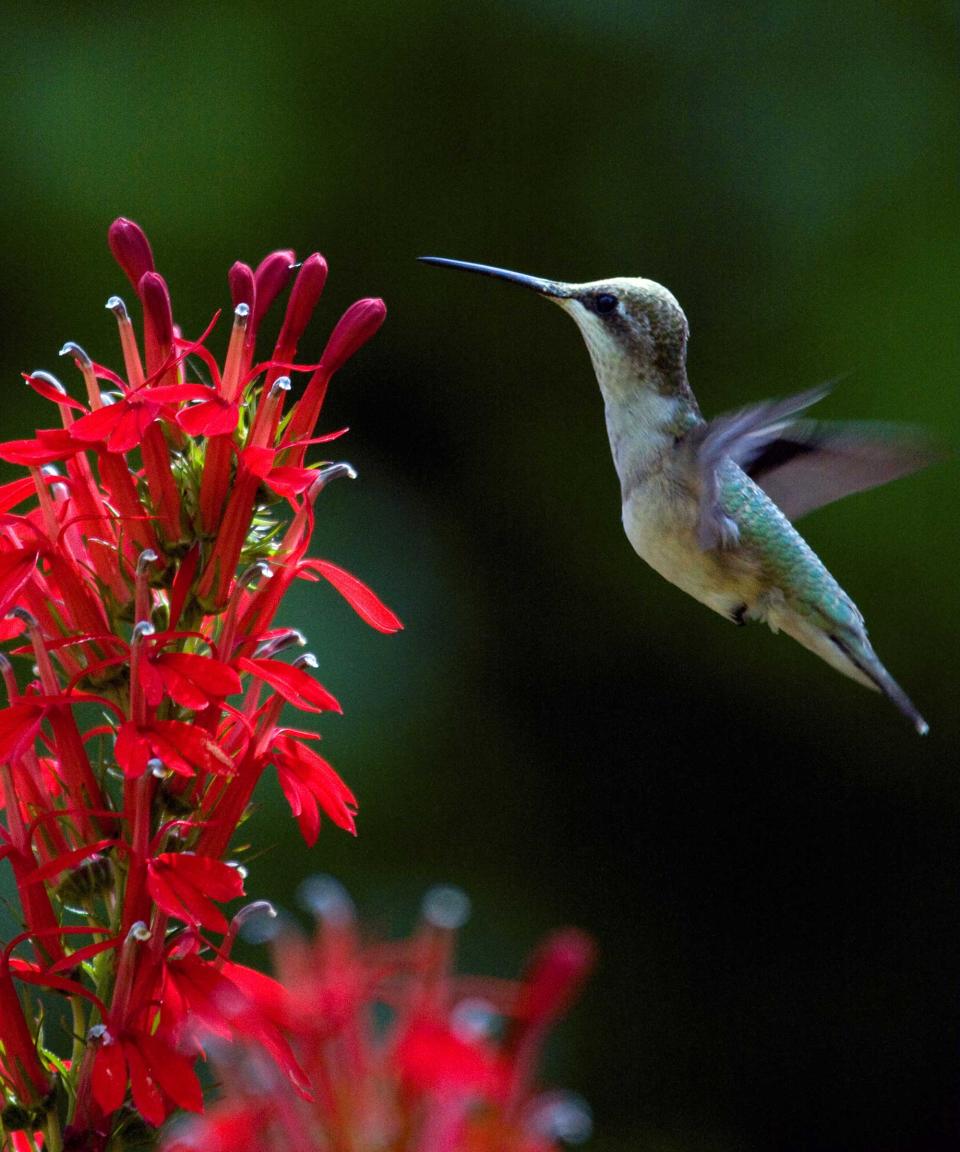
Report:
418,257,569,298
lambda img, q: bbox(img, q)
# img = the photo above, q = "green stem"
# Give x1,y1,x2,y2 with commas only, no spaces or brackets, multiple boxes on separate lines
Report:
67,994,88,1125
43,1109,63,1152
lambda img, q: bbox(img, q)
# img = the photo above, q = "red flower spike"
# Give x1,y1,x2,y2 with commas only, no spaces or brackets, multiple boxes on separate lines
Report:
108,217,155,294
1,219,396,1149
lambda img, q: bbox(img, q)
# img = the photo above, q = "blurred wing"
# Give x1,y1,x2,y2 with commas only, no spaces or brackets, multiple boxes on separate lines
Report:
693,385,831,548
693,386,940,545
743,419,942,521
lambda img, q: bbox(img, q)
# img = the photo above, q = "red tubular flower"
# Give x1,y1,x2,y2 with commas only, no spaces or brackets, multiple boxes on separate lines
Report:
0,951,51,1109
161,885,593,1152
270,732,358,844
0,218,398,1148
146,854,245,933
284,298,387,467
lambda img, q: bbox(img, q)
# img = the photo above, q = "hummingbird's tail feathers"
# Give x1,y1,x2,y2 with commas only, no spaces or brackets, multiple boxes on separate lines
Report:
770,608,928,734
828,632,929,736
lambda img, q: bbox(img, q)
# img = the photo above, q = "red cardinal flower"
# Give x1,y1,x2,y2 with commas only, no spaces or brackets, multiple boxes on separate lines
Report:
161,886,593,1152
146,854,245,933
91,1022,203,1127
270,731,358,844
0,219,399,1148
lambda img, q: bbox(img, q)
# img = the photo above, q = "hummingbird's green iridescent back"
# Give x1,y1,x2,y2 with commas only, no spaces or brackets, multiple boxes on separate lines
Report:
717,462,864,633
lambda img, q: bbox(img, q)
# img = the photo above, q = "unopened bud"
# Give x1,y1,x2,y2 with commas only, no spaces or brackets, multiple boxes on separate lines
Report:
252,249,296,334
108,217,155,292
276,252,328,352
229,262,255,310
321,298,386,377
516,929,595,1027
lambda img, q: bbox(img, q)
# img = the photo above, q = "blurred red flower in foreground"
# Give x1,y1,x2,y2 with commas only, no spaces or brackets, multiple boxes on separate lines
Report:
163,881,595,1152
0,219,398,1150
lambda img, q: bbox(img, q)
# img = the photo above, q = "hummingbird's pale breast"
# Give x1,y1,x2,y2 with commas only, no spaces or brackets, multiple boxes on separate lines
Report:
622,467,765,622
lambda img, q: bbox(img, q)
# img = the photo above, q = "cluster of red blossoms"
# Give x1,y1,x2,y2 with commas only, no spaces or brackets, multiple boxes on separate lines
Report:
0,220,593,1152
0,219,399,1150
163,880,595,1152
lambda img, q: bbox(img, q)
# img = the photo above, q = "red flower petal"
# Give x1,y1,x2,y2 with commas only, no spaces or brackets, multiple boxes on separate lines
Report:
177,398,239,437
147,853,244,932
273,735,357,843
0,478,36,513
0,700,44,763
0,548,39,619
302,559,403,633
147,652,241,711
236,657,341,714
0,428,79,465
125,1040,167,1127
91,1039,127,1116
138,1032,203,1114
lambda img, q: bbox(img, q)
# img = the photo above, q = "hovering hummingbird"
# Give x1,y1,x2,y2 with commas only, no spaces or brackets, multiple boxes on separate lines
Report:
420,257,938,734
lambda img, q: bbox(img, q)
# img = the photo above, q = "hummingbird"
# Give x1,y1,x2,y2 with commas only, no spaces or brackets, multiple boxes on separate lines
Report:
420,256,938,734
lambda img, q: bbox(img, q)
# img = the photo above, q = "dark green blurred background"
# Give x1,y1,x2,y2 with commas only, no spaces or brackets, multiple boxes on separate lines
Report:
1,4,958,1149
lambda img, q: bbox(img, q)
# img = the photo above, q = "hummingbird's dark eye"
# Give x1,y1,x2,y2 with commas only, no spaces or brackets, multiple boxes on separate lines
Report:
594,293,618,314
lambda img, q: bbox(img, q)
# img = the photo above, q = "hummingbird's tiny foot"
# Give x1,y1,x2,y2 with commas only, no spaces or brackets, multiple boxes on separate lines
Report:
730,603,749,627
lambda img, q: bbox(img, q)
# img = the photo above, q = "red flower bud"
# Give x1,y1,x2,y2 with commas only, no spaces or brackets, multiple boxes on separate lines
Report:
321,297,386,377
228,261,255,310
275,253,328,357
108,217,155,293
515,928,595,1028
138,272,174,371
252,249,296,334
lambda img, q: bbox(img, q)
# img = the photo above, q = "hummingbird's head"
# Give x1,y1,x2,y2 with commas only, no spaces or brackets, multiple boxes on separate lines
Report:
418,258,690,399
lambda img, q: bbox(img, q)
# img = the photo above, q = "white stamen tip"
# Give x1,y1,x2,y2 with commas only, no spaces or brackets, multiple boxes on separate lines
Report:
421,885,471,931
297,875,355,924
59,342,93,368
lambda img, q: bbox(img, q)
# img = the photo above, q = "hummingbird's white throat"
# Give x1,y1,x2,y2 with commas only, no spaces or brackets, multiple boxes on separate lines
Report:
558,297,682,492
